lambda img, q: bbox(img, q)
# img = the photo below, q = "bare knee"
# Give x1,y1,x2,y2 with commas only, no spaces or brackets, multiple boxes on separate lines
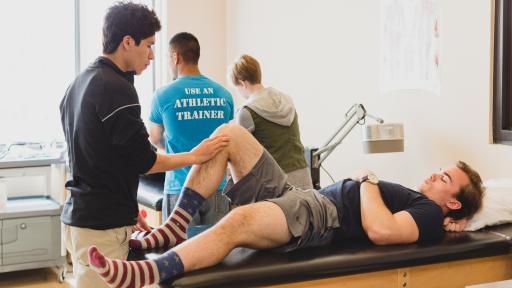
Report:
212,123,248,139
218,206,251,230
215,206,253,242
214,123,261,152
211,123,263,178
212,123,230,136
212,123,257,152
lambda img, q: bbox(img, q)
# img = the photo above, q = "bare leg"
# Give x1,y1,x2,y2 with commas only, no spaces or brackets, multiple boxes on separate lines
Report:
176,202,291,271
89,201,291,288
183,123,264,199
130,124,266,249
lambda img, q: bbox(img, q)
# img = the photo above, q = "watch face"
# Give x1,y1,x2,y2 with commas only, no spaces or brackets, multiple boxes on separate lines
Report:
364,173,379,184
368,174,379,184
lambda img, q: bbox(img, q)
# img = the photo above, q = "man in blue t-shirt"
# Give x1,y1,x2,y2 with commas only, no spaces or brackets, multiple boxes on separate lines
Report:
149,32,234,226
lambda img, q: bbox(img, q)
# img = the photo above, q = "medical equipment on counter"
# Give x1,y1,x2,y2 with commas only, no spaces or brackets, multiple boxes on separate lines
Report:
305,104,404,189
0,141,66,168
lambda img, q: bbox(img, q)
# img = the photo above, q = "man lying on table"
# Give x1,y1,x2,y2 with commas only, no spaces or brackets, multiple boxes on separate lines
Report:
88,123,485,288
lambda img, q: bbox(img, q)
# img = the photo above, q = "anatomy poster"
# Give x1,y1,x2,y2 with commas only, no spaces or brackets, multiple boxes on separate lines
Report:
380,0,440,95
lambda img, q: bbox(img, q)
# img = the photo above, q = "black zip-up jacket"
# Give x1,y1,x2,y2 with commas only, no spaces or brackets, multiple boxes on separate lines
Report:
60,57,157,229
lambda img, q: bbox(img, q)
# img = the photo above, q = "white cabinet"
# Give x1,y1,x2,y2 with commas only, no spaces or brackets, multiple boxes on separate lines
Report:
2,215,60,265
0,197,64,274
0,158,66,276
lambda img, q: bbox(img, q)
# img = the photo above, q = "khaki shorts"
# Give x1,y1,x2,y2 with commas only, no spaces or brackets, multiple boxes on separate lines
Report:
64,224,132,288
223,150,340,252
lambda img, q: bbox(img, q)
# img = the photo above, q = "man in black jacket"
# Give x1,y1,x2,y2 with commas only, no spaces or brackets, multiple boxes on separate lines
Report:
60,3,227,287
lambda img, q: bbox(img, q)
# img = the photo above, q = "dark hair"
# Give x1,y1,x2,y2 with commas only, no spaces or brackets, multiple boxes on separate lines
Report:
447,161,485,220
169,32,200,65
103,1,161,54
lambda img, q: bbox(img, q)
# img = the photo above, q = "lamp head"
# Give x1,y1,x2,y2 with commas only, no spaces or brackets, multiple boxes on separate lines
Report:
361,123,404,153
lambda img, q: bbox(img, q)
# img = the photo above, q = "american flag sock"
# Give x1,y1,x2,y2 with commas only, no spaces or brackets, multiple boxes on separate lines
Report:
154,249,185,283
130,230,150,240
129,187,205,250
88,246,184,288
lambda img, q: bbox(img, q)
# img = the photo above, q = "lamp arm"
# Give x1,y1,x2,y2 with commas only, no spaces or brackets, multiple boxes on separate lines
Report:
317,117,361,166
319,104,360,148
313,104,368,166
306,103,399,189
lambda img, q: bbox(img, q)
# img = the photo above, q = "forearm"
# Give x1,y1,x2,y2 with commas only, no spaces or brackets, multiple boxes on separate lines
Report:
146,134,229,174
153,144,166,154
153,142,166,151
146,152,195,174
148,123,165,151
149,136,165,151
360,183,396,243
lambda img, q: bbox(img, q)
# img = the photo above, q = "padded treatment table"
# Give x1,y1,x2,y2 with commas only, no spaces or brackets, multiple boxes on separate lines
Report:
137,173,165,227
137,173,164,211
130,224,512,288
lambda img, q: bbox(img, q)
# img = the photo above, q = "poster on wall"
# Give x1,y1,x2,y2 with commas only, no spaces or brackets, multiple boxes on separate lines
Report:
380,0,440,96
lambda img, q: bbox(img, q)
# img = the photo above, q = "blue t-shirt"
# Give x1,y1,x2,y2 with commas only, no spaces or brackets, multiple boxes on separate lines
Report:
320,180,445,243
150,75,234,194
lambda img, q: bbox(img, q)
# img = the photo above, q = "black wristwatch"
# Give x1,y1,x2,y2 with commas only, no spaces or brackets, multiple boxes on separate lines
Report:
361,172,379,185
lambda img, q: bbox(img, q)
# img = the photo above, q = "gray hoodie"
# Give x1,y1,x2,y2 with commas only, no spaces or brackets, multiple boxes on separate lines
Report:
235,87,296,131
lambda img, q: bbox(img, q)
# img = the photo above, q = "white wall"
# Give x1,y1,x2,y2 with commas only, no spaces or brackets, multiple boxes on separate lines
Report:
223,0,512,188
163,0,511,187
164,0,227,86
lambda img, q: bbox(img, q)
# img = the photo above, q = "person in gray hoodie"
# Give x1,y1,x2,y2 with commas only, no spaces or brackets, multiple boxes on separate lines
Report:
228,54,313,189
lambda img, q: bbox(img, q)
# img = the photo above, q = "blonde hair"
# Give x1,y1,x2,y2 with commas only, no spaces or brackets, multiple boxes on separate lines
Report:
229,54,262,86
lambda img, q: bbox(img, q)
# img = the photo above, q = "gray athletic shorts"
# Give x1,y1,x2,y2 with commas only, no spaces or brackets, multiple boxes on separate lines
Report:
223,150,340,251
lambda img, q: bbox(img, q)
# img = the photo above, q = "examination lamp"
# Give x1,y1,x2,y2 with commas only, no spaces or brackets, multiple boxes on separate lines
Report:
305,104,404,189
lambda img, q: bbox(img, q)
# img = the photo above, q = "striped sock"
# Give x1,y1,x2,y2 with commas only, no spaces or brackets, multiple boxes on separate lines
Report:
88,246,184,288
130,230,150,241
129,188,205,250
